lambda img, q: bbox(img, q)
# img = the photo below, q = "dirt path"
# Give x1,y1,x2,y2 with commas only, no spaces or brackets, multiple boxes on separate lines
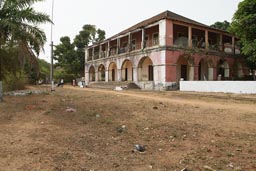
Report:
67,86,256,113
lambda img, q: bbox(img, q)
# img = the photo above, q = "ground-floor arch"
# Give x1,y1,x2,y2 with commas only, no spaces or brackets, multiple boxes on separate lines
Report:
138,57,154,81
217,60,229,80
98,64,105,81
198,58,214,80
121,60,133,81
108,62,117,81
176,55,194,81
89,65,95,81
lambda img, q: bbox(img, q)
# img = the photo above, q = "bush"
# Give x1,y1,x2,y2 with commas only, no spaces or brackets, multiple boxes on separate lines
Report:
3,71,28,91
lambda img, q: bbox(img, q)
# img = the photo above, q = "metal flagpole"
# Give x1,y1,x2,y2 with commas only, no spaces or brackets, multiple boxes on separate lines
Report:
50,0,55,91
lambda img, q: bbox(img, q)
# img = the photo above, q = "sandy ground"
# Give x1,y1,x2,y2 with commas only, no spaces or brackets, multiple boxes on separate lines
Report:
0,85,256,171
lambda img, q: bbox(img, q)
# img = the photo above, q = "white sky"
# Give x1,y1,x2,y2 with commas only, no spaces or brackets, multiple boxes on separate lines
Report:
33,0,242,62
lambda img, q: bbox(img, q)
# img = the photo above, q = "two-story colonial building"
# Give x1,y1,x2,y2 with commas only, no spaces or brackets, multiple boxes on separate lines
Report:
84,10,247,90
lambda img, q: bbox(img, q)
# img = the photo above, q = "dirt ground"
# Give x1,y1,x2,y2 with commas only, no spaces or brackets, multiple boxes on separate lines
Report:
0,85,256,171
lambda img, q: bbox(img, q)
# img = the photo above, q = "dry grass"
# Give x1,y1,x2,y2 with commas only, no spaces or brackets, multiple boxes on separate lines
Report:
0,85,255,171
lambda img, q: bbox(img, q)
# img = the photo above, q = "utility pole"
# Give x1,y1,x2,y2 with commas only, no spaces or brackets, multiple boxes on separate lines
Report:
50,0,55,91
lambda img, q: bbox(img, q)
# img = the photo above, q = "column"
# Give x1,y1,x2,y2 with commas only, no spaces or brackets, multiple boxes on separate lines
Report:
208,67,214,80
141,28,145,49
107,41,110,57
166,20,173,46
117,69,122,81
133,67,138,83
232,36,235,54
95,71,98,82
99,44,102,58
116,38,120,55
219,34,223,51
92,47,95,60
188,26,192,48
205,30,209,50
128,32,131,52
84,47,88,62
189,66,194,81
105,69,109,82
194,65,199,80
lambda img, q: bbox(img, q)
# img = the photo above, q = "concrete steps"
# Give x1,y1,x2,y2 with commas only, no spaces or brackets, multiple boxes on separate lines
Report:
88,81,140,90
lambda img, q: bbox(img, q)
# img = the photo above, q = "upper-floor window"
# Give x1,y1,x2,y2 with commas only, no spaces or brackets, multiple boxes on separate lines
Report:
153,33,159,45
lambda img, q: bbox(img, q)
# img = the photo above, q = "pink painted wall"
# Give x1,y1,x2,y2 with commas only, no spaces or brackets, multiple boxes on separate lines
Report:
165,19,173,46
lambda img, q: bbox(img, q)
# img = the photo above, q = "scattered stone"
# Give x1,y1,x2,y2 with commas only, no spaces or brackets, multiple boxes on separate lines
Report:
149,165,153,169
234,166,242,171
116,125,126,133
134,144,146,152
114,87,123,91
96,114,101,118
203,165,216,171
153,106,158,110
65,107,77,113
181,168,192,171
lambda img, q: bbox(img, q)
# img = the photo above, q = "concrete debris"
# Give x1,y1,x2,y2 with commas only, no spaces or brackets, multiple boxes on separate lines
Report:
203,165,216,171
116,125,126,133
134,144,146,152
114,87,123,91
181,168,192,171
65,107,77,113
4,90,46,96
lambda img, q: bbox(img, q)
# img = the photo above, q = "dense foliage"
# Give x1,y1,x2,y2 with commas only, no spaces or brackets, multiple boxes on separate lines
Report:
210,20,230,31
230,0,256,70
0,0,51,99
54,24,105,77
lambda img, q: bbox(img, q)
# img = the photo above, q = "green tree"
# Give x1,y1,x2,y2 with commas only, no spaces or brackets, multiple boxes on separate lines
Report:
0,0,51,101
230,0,256,78
53,36,78,76
210,20,230,31
54,25,105,77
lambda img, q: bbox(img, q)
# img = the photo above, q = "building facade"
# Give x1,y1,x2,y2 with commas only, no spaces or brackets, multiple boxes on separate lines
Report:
84,11,247,90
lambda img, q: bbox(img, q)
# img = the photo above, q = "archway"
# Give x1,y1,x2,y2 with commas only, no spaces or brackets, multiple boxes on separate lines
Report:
98,64,105,81
138,57,153,81
176,55,194,81
217,60,229,80
234,62,244,79
89,66,95,81
198,59,214,80
108,62,117,81
121,60,133,81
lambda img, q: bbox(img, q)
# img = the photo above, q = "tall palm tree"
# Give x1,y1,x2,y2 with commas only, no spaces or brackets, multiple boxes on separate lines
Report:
0,0,52,101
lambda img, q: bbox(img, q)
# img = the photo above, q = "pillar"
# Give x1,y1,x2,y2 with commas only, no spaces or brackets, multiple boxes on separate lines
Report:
117,69,121,82
105,69,109,82
95,71,98,82
128,32,131,51
188,26,192,48
107,41,110,57
92,47,95,60
208,67,214,80
189,66,194,81
232,36,235,55
117,38,120,55
133,67,138,83
99,44,102,58
141,28,145,49
85,47,88,62
205,30,209,50
166,20,173,46
219,34,223,51
194,65,199,80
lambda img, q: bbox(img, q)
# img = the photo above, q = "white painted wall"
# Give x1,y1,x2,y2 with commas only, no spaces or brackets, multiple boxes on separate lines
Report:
180,81,256,94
